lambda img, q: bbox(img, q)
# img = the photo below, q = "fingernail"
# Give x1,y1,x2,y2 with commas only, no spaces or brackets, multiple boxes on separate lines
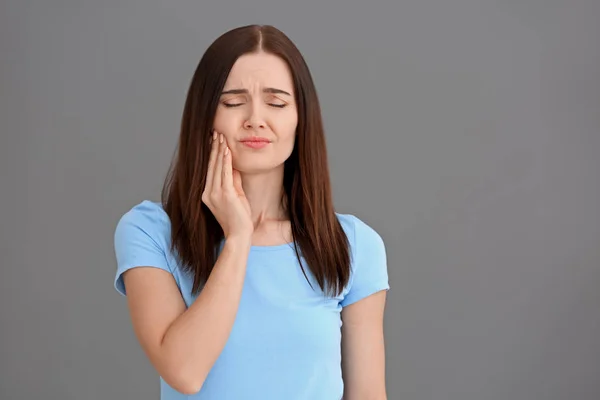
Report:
224,147,229,155
213,131,217,141
219,134,224,143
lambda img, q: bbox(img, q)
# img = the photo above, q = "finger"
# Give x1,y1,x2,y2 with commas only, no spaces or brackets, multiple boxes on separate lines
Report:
222,144,234,191
204,130,219,192
212,133,225,191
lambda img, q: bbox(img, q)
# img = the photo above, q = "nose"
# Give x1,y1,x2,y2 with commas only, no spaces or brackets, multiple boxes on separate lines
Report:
243,104,266,130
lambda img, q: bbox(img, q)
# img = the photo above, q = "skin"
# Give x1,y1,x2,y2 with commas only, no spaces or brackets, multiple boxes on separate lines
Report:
213,50,298,245
121,50,387,397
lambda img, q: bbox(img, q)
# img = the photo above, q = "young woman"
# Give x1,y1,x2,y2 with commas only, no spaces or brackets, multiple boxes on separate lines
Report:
113,24,390,400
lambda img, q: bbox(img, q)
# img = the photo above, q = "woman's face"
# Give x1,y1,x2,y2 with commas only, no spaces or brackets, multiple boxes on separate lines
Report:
212,51,298,174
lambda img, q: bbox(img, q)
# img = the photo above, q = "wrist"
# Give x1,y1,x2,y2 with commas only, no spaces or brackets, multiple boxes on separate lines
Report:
224,233,252,250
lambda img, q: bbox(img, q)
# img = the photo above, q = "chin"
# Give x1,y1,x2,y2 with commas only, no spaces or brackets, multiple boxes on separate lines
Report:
233,159,284,175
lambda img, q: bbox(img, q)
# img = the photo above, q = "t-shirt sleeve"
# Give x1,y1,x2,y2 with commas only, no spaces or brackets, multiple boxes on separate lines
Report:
340,216,390,307
113,202,172,296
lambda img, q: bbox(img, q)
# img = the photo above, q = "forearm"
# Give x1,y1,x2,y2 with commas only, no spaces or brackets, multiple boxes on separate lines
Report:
160,235,251,391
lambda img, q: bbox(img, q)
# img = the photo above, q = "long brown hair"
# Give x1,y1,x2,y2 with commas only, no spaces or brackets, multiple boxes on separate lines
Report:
161,25,350,297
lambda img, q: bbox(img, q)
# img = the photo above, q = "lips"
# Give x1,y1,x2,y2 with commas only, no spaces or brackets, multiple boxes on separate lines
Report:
239,137,271,149
240,137,271,143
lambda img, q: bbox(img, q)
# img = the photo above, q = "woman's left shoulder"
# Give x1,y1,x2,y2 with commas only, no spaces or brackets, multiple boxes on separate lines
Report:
335,212,385,249
336,212,389,307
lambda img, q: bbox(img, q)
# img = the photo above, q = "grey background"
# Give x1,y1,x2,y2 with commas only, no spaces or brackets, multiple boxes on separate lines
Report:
1,0,599,399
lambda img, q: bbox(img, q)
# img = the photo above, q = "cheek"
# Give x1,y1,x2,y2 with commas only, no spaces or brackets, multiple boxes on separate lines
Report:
276,125,297,160
272,112,298,140
212,109,239,135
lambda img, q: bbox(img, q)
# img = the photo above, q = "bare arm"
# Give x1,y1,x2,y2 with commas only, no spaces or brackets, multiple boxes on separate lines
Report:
120,133,254,394
341,290,388,400
123,235,251,395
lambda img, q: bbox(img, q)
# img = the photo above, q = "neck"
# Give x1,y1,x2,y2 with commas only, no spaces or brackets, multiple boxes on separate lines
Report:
240,165,287,226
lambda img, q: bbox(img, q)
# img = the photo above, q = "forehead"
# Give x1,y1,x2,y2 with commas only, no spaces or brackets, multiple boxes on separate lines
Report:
224,52,294,91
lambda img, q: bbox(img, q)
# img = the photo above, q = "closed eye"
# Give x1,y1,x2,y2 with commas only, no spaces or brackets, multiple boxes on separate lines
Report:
222,102,288,109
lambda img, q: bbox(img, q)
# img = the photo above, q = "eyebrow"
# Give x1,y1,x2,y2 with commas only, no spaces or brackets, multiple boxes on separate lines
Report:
221,87,292,96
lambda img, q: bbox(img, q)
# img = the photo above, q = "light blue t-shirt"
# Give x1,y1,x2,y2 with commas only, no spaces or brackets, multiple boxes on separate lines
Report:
113,200,389,400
